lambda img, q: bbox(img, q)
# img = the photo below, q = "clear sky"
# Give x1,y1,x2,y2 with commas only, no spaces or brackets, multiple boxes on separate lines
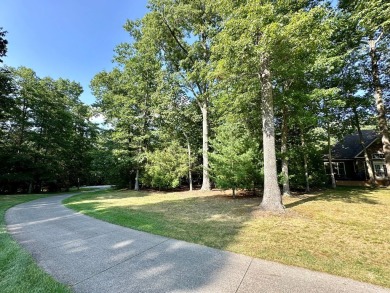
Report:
1,0,149,105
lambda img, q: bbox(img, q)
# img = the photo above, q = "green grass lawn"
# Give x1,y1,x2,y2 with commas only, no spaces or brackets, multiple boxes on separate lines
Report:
64,187,390,288
0,193,73,293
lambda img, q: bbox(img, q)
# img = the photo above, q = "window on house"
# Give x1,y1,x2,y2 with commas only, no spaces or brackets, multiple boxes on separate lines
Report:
372,153,384,159
374,163,387,178
336,162,346,175
324,162,346,175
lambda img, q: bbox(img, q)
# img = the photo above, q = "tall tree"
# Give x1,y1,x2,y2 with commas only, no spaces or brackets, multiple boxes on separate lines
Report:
91,42,160,190
0,66,15,134
130,0,222,190
280,105,291,196
213,1,332,211
144,140,189,189
275,78,314,196
339,48,377,184
339,0,390,178
210,120,260,197
153,73,202,191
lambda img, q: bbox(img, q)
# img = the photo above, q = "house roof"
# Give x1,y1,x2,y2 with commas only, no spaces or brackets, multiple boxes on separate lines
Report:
332,130,379,159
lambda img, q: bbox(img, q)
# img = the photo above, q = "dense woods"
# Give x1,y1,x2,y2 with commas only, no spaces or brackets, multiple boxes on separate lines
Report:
0,66,100,193
1,0,389,211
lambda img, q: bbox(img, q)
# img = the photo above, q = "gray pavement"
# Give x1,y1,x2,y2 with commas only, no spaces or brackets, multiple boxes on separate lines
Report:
5,193,389,293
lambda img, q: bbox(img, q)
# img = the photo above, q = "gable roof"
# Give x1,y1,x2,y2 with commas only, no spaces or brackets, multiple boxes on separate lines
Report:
332,130,379,160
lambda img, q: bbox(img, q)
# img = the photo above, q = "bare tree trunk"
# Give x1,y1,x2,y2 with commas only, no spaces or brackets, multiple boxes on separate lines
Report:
187,139,193,191
17,97,28,152
200,102,211,190
134,169,140,191
281,106,291,196
259,55,284,212
369,38,390,180
327,122,336,189
352,106,376,185
28,181,33,194
300,129,310,193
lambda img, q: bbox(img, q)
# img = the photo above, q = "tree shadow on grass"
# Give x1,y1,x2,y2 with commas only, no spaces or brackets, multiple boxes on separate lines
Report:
66,190,259,251
62,193,258,290
66,187,380,252
285,187,380,209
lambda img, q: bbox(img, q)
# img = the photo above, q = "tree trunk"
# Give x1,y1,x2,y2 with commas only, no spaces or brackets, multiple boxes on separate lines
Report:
17,97,28,152
258,55,284,212
327,122,336,189
200,102,211,190
352,106,376,185
232,186,236,198
300,129,310,193
369,39,390,180
134,169,140,191
187,139,193,191
281,106,291,196
28,181,33,194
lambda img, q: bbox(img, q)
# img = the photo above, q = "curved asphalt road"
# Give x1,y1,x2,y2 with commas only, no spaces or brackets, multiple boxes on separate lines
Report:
6,191,389,293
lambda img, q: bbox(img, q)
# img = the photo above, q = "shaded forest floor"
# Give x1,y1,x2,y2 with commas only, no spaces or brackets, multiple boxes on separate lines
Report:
64,187,390,288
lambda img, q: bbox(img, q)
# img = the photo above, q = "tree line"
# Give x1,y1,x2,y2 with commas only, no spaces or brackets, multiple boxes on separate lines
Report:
90,0,389,211
0,65,100,193
1,1,389,212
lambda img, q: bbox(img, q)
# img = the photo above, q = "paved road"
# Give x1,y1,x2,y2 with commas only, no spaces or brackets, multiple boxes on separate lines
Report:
6,193,389,293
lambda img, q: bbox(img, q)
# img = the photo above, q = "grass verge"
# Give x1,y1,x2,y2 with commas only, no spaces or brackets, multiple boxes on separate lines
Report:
64,187,390,288
0,193,73,293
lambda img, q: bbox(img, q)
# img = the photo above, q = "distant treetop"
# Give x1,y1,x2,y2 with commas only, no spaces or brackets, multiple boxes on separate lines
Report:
0,27,8,63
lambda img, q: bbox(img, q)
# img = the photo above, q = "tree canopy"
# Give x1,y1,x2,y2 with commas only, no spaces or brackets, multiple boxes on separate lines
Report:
0,67,98,193
2,2,389,213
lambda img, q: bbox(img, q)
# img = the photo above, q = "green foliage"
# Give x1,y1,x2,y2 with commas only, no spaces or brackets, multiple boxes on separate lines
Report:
0,67,97,193
0,27,7,63
87,1,387,194
88,129,117,185
144,141,188,189
0,67,14,131
212,0,332,80
90,26,162,189
339,0,390,34
286,140,327,189
210,121,260,194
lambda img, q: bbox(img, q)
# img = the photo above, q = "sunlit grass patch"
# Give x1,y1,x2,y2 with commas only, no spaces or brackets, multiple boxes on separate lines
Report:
65,187,390,288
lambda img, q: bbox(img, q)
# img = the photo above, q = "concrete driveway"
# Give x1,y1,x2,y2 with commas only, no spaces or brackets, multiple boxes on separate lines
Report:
6,193,389,293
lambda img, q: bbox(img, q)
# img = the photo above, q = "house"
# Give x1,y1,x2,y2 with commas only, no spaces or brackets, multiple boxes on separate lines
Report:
324,130,387,185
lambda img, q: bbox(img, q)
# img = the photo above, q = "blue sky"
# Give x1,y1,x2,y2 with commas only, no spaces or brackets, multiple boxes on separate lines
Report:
1,0,149,105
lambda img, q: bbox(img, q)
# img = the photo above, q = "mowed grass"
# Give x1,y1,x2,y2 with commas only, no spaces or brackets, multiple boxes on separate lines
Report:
64,187,390,288
0,193,72,293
